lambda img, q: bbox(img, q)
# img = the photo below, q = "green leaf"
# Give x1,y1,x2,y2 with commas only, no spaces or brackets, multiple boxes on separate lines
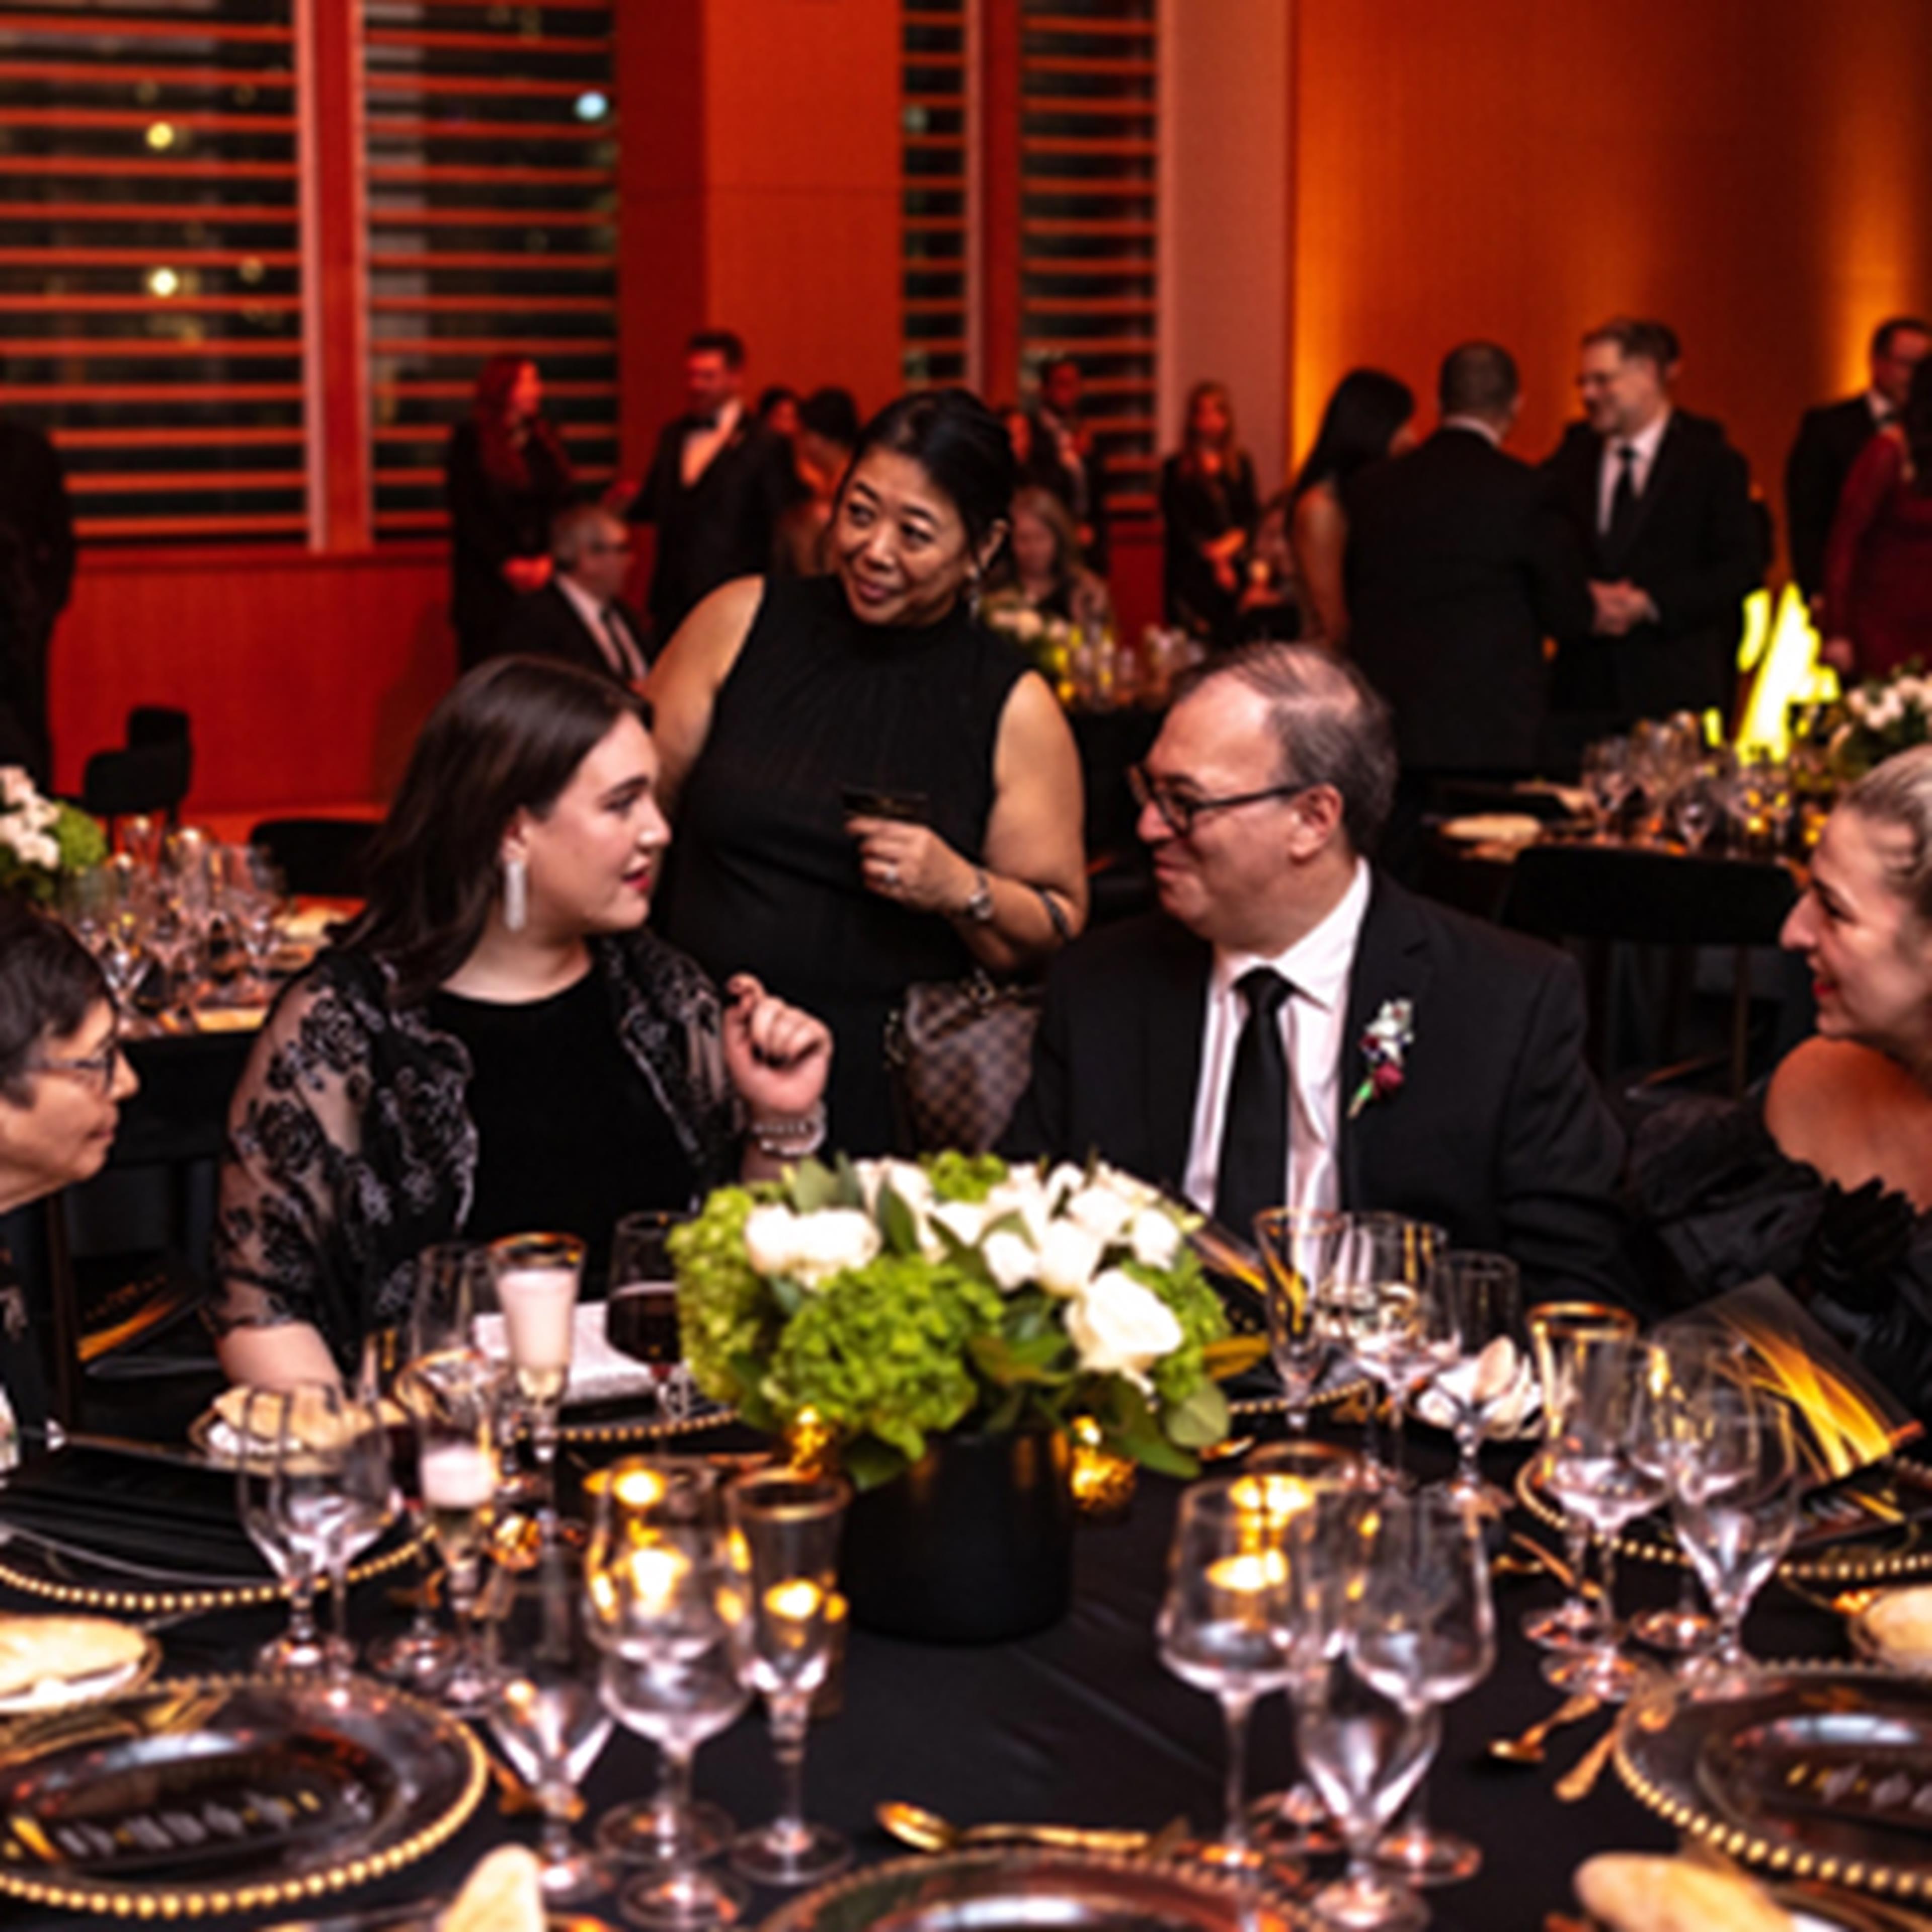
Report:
1202,1336,1269,1380
984,1387,1026,1433
842,1434,911,1491
771,1276,804,1319
1164,1379,1230,1450
877,1183,922,1258
789,1158,840,1214
1126,1433,1201,1479
969,1331,1074,1389
832,1152,866,1209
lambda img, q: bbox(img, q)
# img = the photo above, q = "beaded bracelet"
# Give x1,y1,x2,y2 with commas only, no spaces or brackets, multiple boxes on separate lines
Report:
750,1102,828,1159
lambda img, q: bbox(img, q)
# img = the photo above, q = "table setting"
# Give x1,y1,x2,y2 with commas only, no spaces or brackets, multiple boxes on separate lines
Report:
7,1168,1932,1931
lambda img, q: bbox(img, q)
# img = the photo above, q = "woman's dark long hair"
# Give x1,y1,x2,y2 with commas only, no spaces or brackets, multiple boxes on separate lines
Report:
471,354,571,495
1179,379,1241,478
1905,355,1932,497
845,388,1017,560
344,658,643,1004
1292,368,1414,503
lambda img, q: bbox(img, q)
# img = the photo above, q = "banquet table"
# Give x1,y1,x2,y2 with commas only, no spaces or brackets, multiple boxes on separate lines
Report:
0,1417,1860,1932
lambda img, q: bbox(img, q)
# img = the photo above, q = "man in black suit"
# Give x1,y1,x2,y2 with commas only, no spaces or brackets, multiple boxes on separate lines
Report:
1005,644,1631,1304
625,329,792,645
495,503,648,685
1024,356,1109,575
0,412,74,787
1542,318,1766,742
1345,341,1590,804
1786,314,1930,610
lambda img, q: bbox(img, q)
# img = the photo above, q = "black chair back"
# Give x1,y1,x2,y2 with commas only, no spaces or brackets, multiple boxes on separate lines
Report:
80,740,192,821
248,816,376,898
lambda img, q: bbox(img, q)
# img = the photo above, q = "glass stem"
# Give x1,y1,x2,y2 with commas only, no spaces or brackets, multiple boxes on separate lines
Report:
1454,1417,1481,1489
1220,1691,1256,1855
410,1526,440,1639
769,1692,812,1848
540,1787,577,1871
659,1746,696,1861
1595,1534,1620,1669
328,1553,351,1681
1564,1515,1592,1626
288,1565,319,1646
534,1410,559,1536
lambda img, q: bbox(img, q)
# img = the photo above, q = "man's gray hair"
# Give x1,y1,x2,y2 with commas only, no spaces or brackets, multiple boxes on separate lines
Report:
1173,642,1398,853
550,500,618,570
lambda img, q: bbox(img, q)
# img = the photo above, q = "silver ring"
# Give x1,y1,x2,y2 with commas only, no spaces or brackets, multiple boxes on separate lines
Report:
883,862,900,890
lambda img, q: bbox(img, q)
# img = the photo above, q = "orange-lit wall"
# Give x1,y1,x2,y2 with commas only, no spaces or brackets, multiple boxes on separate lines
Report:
1289,0,1932,572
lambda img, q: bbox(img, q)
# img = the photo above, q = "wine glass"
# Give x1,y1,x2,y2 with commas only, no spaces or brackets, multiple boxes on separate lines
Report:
234,1385,333,1675
412,1341,504,1714
590,1502,752,1931
1581,736,1634,839
1254,1208,1343,1436
1157,1477,1298,1872
1541,1332,1667,1702
1292,1492,1439,1931
483,1541,614,1903
1669,1380,1800,1697
1428,1252,1524,1515
608,1211,693,1424
1325,1214,1445,1480
724,1468,851,1886
488,1231,584,1538
1358,1488,1496,1891
1521,1301,1638,1650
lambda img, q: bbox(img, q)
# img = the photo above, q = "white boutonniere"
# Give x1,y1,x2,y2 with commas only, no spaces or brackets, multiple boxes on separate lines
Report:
1348,997,1414,1119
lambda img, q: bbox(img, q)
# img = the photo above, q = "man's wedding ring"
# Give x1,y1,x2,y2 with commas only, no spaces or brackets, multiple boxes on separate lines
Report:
883,862,900,890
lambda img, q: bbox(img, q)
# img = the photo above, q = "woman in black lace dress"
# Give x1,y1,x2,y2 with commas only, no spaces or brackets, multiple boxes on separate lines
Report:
1634,745,1932,1418
210,658,832,1389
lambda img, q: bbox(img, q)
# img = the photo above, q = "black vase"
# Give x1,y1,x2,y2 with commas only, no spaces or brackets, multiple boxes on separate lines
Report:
841,1427,1074,1644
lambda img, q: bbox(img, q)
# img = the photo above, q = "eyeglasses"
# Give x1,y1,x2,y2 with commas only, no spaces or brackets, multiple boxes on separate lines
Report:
1128,763,1313,839
29,1035,123,1092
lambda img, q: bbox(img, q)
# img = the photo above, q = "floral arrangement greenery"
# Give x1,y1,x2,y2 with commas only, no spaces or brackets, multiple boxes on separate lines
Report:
669,1152,1263,1489
0,769,106,904
1816,662,1932,781
980,589,1078,685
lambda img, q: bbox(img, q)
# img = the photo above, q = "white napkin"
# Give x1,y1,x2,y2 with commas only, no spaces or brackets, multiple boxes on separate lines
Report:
474,1303,662,1408
1416,1337,1541,1438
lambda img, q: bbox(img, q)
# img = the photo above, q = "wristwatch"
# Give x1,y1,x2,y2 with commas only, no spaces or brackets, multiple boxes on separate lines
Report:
957,867,995,924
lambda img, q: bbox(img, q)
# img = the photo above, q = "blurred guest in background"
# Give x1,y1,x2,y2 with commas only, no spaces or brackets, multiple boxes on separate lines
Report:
0,403,72,787
998,403,1034,471
986,485,1111,632
1788,315,1930,612
1232,491,1304,645
1161,380,1260,650
756,385,801,447
774,386,860,577
1634,745,1932,1419
648,387,1087,1153
212,658,831,1388
623,330,793,646
444,355,574,673
495,503,648,685
1821,355,1932,680
0,899,137,1443
1543,317,1765,743
1024,355,1109,576
1289,368,1416,649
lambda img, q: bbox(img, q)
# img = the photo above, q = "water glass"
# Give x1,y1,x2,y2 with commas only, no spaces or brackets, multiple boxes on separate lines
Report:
1430,1251,1523,1514
724,1468,851,1886
233,1385,332,1675
1254,1208,1343,1435
305,1386,394,1690
413,1342,504,1714
488,1231,584,1537
1326,1214,1446,1479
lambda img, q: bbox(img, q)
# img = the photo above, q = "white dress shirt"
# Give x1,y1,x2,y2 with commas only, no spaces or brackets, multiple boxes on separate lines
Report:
557,574,646,683
1595,407,1670,536
680,396,742,489
1182,859,1372,1220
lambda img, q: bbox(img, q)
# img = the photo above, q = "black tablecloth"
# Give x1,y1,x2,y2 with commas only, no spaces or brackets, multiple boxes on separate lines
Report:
0,1418,1859,1932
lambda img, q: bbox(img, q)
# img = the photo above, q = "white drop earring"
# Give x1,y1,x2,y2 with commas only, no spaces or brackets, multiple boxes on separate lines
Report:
502,854,528,933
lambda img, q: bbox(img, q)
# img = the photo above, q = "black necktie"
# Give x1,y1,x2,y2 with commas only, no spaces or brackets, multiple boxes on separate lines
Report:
602,604,646,683
1215,967,1292,1238
1606,442,1640,550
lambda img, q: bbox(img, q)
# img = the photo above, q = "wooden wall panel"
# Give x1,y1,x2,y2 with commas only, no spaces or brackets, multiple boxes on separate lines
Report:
1290,0,1932,571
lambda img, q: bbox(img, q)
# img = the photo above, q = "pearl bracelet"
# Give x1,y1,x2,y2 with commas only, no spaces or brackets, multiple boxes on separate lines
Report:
750,1102,828,1159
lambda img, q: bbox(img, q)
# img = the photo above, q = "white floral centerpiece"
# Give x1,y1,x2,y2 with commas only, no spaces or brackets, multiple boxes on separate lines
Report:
0,768,106,904
1821,663,1932,780
670,1152,1261,1488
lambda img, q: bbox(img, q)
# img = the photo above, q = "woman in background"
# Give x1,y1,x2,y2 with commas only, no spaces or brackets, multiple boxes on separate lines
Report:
988,486,1111,632
1159,380,1258,649
444,355,576,671
1233,490,1305,645
1289,369,1416,649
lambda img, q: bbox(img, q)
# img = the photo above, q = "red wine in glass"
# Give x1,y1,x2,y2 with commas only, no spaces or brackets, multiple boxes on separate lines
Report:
605,1283,680,1369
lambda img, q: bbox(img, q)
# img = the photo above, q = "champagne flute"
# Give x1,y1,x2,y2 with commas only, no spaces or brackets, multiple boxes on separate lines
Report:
413,1343,503,1714
607,1211,693,1424
484,1542,614,1903
1521,1301,1638,1650
489,1231,584,1539
1254,1208,1343,1436
725,1468,851,1886
1157,1477,1298,1872
234,1386,331,1675
1429,1252,1524,1515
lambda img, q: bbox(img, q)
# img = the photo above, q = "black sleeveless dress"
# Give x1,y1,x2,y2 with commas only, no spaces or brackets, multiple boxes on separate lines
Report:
657,574,1029,1154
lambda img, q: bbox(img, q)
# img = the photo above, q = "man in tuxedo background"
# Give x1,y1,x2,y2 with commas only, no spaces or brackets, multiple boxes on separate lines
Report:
1005,643,1631,1304
1024,355,1109,575
494,504,648,686
625,329,792,645
1344,341,1590,868
1543,318,1766,746
1786,314,1930,612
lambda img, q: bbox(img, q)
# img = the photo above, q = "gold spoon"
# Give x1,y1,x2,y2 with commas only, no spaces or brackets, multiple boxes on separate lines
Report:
1488,1691,1601,1764
1554,1722,1621,1803
876,1800,1158,1857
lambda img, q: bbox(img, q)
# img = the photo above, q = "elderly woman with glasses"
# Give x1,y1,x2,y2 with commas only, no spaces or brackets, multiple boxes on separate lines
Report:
0,896,138,1449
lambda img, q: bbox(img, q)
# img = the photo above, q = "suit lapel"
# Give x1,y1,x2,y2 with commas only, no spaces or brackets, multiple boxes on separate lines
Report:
1144,925,1211,1192
1337,875,1434,1211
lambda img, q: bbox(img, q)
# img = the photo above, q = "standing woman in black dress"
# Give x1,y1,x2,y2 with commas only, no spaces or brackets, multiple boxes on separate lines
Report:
444,355,576,672
646,388,1088,1155
1160,379,1259,649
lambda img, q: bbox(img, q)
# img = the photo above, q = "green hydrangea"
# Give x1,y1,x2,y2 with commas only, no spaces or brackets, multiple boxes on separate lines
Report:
669,1187,782,1404
766,1254,1005,1465
54,805,107,878
922,1150,1007,1203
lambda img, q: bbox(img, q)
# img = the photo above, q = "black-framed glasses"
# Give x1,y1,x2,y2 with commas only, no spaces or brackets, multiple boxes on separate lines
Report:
29,1035,123,1093
1128,763,1313,839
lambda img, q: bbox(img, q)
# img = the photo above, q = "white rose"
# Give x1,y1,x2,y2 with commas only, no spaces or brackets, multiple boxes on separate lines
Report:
743,1204,804,1277
13,831,57,871
1128,1207,1182,1271
927,1198,988,1250
1065,1269,1185,1390
1065,1184,1134,1245
1035,1220,1104,1297
1092,1163,1158,1210
982,1228,1038,1293
986,1174,1053,1247
790,1208,881,1287
0,768,32,809
1871,690,1905,731
1042,1163,1087,1212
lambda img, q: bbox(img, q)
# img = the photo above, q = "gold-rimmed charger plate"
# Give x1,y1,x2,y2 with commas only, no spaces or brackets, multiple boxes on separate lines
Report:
1514,1456,1932,1588
0,1674,487,1918
1616,1662,1932,1903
